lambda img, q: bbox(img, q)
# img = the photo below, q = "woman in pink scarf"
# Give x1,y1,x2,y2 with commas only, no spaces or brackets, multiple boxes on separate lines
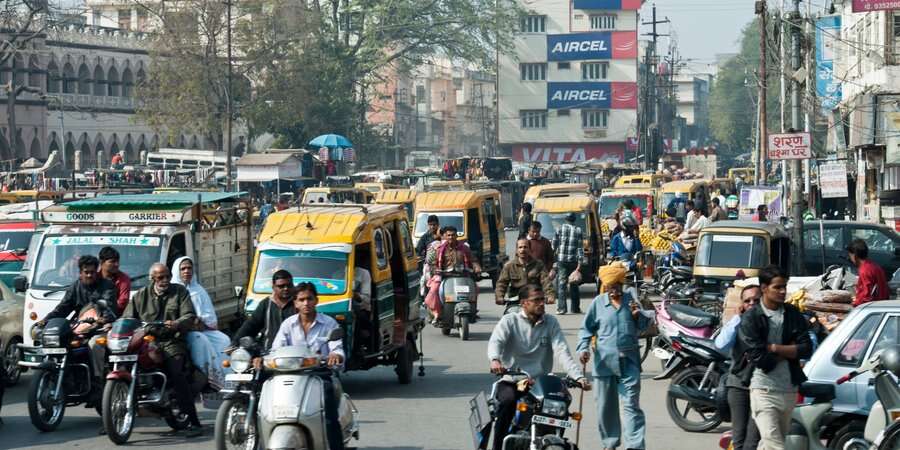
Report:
424,226,480,321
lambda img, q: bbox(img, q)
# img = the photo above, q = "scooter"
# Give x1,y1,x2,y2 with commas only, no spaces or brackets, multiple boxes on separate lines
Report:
436,269,478,341
663,334,730,432
837,345,900,450
215,336,262,450
257,328,359,450
650,295,720,365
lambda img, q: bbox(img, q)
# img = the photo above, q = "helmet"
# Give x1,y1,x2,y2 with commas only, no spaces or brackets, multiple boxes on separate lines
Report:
621,216,638,229
880,345,900,377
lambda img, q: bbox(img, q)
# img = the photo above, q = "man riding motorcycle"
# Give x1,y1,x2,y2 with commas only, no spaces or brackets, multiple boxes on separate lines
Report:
487,284,589,450
232,269,296,350
609,216,643,271
494,239,555,306
121,263,203,437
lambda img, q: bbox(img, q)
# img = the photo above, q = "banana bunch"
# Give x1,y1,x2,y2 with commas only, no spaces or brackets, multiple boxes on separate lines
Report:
638,227,676,251
601,221,610,234
787,289,807,312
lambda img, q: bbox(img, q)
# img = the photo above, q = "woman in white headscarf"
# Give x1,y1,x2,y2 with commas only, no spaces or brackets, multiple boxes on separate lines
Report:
172,256,231,389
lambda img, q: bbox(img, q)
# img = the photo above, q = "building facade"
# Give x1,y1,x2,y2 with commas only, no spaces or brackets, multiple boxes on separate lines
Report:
498,0,641,164
674,72,711,149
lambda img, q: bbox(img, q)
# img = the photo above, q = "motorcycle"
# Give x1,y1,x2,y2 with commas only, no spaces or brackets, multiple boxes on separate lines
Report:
215,336,262,450
662,334,730,433
257,328,359,450
835,345,900,450
650,295,720,368
19,307,111,431
101,318,207,444
503,296,521,316
473,369,583,450
435,269,478,341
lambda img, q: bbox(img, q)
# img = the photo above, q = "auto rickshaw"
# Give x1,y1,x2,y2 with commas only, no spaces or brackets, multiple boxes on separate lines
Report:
523,183,590,205
614,173,673,190
301,187,375,204
413,189,508,285
0,191,62,205
693,221,791,294
246,204,423,383
357,182,402,194
598,188,656,219
374,188,417,223
658,180,711,222
531,195,605,285
727,167,755,182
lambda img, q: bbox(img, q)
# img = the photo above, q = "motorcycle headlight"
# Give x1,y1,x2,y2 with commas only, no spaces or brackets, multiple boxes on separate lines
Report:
541,399,568,417
230,348,251,373
265,356,319,371
43,335,60,347
106,337,130,354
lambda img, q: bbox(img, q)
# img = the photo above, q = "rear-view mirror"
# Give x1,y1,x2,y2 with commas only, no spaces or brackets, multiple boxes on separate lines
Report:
327,328,345,342
13,275,27,293
238,336,256,349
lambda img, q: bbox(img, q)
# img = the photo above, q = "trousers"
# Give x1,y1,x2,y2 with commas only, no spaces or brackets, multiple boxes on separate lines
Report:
728,387,760,450
491,382,521,450
593,357,646,449
556,262,581,313
322,372,345,450
750,388,795,450
162,354,200,426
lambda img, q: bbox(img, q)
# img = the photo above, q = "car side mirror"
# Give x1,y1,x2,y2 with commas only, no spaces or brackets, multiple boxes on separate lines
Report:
234,286,244,298
327,328,344,342
13,275,27,293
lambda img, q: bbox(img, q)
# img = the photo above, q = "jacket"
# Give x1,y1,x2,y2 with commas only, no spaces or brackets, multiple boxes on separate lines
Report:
232,297,296,349
528,236,555,269
122,284,196,357
494,258,553,301
734,302,812,387
46,279,118,323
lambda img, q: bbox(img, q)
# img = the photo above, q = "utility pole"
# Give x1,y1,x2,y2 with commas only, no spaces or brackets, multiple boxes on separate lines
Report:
755,0,767,186
641,4,669,171
779,0,788,186
224,0,233,191
790,0,805,275
804,0,813,197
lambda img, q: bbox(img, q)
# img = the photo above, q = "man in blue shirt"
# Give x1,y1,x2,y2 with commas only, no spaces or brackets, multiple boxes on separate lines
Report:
577,264,650,450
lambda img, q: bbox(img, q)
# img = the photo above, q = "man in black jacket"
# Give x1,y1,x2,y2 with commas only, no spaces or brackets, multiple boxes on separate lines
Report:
232,270,296,350
736,265,812,450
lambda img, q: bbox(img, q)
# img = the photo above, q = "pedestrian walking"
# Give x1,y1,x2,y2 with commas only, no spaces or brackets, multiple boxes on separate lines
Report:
736,265,812,450
577,264,649,450
552,213,584,314
848,239,890,306
518,203,533,239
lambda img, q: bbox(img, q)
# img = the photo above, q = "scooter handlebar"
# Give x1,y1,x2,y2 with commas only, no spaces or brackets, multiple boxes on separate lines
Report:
836,371,857,384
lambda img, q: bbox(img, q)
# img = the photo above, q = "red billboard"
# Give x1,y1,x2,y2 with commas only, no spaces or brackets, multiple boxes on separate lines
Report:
511,143,625,163
852,0,900,11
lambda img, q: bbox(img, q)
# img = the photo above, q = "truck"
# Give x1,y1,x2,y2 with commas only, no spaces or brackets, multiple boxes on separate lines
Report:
17,192,252,346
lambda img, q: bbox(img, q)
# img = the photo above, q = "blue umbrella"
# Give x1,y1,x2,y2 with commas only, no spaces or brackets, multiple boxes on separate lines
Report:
309,134,353,149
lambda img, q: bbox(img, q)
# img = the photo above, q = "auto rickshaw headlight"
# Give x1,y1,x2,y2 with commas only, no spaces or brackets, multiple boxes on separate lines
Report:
230,348,251,373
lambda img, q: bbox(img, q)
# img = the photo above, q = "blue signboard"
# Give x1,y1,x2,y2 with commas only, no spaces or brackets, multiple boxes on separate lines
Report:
548,32,612,61
816,16,842,110
547,82,611,109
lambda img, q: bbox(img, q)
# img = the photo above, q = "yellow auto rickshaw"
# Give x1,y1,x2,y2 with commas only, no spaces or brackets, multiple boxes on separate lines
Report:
728,167,755,182
532,195,605,284
356,182,402,194
614,173,673,190
524,183,590,204
246,204,423,382
413,189,508,284
0,190,62,205
658,180,711,221
374,188,417,223
694,221,791,294
301,187,375,204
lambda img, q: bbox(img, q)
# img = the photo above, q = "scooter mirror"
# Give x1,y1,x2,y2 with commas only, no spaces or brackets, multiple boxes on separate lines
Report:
327,328,345,342
238,336,256,349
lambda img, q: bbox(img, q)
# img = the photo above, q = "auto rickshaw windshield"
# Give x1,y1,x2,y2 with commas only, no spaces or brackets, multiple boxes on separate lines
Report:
599,196,648,217
534,212,587,240
413,212,464,238
253,249,348,295
696,234,768,268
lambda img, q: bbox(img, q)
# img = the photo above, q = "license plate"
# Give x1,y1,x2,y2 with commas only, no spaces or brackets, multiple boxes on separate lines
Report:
225,373,253,382
41,348,67,355
273,405,299,419
455,285,470,294
109,355,138,362
532,415,574,429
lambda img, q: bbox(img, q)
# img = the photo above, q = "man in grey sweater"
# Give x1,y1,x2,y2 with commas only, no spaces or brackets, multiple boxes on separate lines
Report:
487,284,589,450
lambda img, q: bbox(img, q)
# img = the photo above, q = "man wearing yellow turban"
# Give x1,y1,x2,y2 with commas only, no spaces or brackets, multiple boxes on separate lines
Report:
576,263,650,450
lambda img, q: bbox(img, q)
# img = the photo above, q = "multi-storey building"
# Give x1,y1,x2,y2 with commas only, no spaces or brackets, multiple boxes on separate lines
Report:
498,0,641,164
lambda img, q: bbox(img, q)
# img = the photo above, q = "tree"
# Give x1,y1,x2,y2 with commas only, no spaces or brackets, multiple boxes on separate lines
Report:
0,0,46,161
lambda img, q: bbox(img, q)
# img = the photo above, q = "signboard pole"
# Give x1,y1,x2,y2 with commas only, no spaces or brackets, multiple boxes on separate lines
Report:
790,0,806,275
756,0,768,186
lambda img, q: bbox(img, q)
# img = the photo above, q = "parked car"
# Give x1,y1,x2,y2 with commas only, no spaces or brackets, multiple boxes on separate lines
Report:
802,299,900,449
803,221,900,275
0,280,24,385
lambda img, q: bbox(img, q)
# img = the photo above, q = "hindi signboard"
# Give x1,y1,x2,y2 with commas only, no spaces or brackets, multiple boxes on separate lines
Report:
767,132,812,160
819,163,849,199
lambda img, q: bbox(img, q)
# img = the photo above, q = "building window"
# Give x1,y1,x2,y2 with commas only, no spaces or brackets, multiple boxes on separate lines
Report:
520,63,547,81
590,14,616,30
558,109,570,116
521,15,546,33
558,62,571,70
581,109,609,129
416,85,425,103
520,110,548,129
92,9,101,26
893,13,900,62
582,62,609,80
118,9,131,30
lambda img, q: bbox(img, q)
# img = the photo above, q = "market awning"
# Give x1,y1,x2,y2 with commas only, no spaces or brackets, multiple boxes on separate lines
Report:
236,153,304,182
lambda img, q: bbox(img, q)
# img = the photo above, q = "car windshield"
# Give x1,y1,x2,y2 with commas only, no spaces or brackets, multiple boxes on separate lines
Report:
253,249,348,295
32,234,162,289
534,212,587,240
0,230,34,252
599,196,649,217
413,212,465,238
696,234,768,268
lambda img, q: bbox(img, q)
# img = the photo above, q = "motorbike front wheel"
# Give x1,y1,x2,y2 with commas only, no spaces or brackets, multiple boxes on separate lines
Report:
215,398,258,450
459,316,470,341
27,369,66,431
665,366,722,433
103,379,135,444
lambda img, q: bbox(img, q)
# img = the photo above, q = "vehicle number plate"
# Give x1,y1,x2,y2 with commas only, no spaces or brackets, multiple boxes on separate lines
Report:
273,405,299,419
455,285,470,294
41,348,67,355
532,415,574,429
109,355,138,362
225,373,253,382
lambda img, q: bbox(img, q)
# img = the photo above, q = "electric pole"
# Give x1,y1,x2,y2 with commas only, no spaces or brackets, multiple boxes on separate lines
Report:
755,0,767,186
779,0,788,186
641,4,669,171
225,0,233,191
790,0,805,275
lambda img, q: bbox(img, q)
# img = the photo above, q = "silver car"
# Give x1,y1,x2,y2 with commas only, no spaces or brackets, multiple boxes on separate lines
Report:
803,299,900,449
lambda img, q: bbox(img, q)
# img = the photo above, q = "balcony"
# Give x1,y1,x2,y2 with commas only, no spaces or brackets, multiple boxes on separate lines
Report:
49,93,136,111
46,23,150,51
